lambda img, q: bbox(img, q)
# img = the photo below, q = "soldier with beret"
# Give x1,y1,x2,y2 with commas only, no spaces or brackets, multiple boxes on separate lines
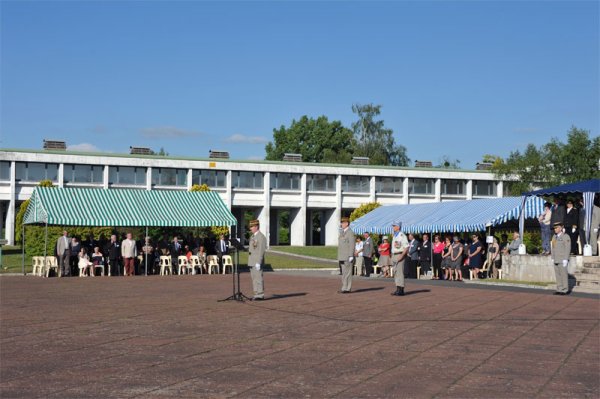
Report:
551,221,571,295
391,220,409,296
338,217,355,293
248,219,266,300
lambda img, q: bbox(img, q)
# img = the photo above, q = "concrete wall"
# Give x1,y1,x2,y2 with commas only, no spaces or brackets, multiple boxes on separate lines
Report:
502,255,586,282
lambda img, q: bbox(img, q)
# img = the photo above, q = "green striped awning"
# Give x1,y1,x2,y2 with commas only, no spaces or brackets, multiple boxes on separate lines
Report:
23,187,237,227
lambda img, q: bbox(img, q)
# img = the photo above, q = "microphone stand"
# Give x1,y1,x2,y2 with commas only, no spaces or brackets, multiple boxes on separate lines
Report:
219,238,251,302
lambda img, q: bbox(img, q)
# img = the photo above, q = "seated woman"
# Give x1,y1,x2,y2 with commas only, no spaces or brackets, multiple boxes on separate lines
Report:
78,247,93,277
377,237,391,277
90,246,104,276
197,245,207,274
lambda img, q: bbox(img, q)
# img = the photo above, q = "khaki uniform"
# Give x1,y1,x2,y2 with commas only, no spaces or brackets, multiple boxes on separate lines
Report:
338,227,355,291
391,231,409,288
551,232,571,293
248,231,267,299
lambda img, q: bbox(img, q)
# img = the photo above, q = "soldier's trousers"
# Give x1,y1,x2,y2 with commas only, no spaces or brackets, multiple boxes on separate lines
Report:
553,263,569,293
393,255,405,288
340,260,353,291
250,267,264,298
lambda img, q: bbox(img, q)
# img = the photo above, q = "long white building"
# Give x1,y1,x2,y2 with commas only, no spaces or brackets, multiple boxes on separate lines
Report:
0,148,504,246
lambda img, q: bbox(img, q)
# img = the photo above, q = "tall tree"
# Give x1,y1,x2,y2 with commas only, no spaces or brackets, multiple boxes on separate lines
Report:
492,126,600,195
265,116,355,163
351,103,409,166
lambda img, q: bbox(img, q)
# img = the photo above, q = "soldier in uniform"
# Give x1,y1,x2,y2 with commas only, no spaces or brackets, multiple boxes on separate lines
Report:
337,217,355,293
551,221,571,295
248,219,266,300
391,220,409,296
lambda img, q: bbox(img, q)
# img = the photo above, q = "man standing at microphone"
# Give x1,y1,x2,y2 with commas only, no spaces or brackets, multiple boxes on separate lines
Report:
248,219,266,301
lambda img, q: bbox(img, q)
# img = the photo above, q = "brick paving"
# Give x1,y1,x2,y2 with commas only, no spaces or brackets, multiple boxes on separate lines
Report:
1,272,598,398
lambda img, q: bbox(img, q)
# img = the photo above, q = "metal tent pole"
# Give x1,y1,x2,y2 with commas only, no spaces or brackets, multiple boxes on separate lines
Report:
145,226,148,276
21,224,25,275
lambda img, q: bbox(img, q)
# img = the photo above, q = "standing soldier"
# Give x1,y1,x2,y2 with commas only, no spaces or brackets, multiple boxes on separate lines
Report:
56,230,71,277
337,217,355,293
551,221,571,295
248,219,266,300
391,221,409,296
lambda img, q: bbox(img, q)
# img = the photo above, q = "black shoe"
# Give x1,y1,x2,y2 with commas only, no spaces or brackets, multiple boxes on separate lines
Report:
252,297,264,301
365,274,370,278
554,292,563,295
390,287,401,296
338,290,350,294
398,287,405,296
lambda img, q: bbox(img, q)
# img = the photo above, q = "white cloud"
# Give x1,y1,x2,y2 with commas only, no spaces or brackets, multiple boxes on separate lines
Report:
225,134,268,144
140,126,201,139
67,143,101,152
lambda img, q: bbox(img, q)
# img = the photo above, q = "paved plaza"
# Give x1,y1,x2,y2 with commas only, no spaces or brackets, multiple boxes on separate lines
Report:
1,272,599,398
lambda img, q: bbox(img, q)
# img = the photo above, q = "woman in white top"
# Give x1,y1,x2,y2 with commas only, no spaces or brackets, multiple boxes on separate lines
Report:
538,202,552,255
354,237,364,276
78,247,93,277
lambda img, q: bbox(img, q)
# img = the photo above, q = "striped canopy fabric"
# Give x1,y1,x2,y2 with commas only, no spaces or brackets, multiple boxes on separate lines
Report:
23,187,237,227
350,197,545,235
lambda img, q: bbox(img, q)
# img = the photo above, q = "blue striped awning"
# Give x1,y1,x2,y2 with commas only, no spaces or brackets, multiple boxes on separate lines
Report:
350,197,545,235
23,187,237,227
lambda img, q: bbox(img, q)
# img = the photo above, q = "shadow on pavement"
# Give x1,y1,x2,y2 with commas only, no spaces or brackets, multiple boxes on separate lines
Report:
266,292,307,300
404,289,431,296
352,287,385,293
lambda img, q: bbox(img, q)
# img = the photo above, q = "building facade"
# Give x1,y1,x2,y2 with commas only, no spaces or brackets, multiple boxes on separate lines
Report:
0,149,503,246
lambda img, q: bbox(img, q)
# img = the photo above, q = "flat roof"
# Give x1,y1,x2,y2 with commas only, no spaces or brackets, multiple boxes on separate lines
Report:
0,148,491,173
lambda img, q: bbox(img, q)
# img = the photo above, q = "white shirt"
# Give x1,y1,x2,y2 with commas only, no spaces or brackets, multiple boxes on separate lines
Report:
355,241,364,257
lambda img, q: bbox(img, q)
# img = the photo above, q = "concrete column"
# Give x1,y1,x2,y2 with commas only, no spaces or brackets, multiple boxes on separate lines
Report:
103,165,109,189
258,172,271,247
290,173,307,246
497,181,504,198
435,178,442,202
146,167,152,190
466,180,473,200
369,176,376,202
6,161,16,245
226,171,232,209
402,178,409,204
58,164,64,188
187,168,192,190
325,208,340,246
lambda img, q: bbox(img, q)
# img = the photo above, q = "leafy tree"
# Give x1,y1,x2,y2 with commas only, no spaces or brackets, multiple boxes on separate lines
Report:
349,202,382,222
157,147,169,156
493,126,599,194
435,156,461,169
351,103,409,166
265,115,355,163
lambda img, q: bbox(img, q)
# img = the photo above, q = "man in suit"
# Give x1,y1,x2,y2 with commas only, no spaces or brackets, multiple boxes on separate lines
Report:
551,222,571,295
337,217,355,293
579,198,600,255
214,234,229,267
121,232,137,276
391,221,409,296
362,232,374,277
248,219,266,300
169,236,182,272
564,200,579,254
56,230,71,277
550,198,566,227
419,233,432,277
106,234,121,276
406,233,420,279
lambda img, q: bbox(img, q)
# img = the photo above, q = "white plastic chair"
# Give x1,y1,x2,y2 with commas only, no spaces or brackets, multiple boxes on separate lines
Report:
93,261,105,276
190,255,203,275
31,256,44,276
44,256,59,278
177,256,190,275
207,255,219,274
159,256,173,275
222,255,234,274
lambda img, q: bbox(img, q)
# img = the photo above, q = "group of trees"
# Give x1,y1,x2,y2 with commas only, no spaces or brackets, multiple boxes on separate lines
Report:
491,127,600,195
265,103,409,166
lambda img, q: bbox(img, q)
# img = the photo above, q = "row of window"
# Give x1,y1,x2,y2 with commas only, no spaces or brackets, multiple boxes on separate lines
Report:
0,161,497,196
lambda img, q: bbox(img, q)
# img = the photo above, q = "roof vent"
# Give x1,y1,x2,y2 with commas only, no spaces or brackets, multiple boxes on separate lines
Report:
209,150,230,159
351,157,369,165
43,140,66,150
476,162,493,170
415,160,432,168
283,153,302,162
130,146,153,155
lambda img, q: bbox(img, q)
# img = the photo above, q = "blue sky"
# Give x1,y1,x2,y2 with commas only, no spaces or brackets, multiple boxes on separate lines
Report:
1,1,598,168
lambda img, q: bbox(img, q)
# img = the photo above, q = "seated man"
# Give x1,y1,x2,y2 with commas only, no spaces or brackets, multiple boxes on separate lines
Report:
504,232,522,255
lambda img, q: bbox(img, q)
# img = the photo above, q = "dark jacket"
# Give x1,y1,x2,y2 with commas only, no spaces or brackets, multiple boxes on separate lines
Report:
419,240,431,262
106,241,121,260
550,204,566,226
214,239,229,257
564,207,579,229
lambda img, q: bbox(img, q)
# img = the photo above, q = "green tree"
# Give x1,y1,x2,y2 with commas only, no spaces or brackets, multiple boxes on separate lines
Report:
493,126,599,194
435,156,461,169
265,115,355,164
349,202,382,222
351,103,409,166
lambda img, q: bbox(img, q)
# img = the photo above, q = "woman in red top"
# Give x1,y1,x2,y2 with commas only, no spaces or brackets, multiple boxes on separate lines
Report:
377,236,391,277
432,235,445,279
